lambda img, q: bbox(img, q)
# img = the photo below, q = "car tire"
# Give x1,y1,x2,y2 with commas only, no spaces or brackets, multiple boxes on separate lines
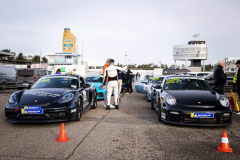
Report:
91,91,97,109
157,99,162,121
1,83,6,90
158,109,161,121
75,98,83,121
151,98,154,110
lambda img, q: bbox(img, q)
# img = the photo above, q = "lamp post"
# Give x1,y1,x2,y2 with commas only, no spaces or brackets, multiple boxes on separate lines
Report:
125,55,127,65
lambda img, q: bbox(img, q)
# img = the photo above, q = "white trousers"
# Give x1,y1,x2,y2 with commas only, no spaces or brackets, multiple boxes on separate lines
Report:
107,81,119,105
118,79,122,94
104,82,108,105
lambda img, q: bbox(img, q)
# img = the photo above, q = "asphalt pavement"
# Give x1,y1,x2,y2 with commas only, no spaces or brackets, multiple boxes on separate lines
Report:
0,85,240,160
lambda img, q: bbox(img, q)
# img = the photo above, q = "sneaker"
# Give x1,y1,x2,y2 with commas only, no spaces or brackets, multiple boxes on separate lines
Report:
115,105,119,109
125,92,130,94
106,105,110,110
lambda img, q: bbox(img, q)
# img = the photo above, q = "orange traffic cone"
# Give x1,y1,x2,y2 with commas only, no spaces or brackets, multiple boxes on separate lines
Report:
55,123,70,142
217,131,232,153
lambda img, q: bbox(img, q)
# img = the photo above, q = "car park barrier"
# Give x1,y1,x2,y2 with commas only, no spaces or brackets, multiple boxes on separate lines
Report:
230,89,240,114
217,131,232,153
55,123,70,142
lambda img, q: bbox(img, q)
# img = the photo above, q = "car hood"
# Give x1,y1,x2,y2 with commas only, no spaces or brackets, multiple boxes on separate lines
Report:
19,88,72,105
167,90,217,106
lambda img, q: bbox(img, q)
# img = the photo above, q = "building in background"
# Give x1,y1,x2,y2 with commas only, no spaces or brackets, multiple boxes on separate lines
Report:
173,36,207,72
47,28,85,75
224,57,240,71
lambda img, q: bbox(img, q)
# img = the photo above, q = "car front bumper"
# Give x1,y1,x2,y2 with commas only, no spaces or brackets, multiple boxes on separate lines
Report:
160,110,232,126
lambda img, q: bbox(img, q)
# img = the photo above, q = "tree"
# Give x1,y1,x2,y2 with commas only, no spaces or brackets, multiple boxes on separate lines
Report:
16,53,26,61
32,55,40,62
42,56,48,63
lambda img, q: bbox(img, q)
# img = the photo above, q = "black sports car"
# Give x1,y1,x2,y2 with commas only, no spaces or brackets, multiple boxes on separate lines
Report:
151,76,232,126
5,74,97,123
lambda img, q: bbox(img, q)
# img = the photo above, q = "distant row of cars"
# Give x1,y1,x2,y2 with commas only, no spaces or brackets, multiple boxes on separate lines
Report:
0,65,48,90
135,74,232,126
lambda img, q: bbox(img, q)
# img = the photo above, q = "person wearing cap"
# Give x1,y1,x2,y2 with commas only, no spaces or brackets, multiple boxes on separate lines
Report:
55,69,61,74
233,60,240,98
103,58,111,107
214,60,230,95
103,59,127,110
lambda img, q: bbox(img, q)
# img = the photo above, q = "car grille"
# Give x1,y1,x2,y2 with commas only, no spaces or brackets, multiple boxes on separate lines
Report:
166,112,231,124
97,92,104,97
18,115,49,120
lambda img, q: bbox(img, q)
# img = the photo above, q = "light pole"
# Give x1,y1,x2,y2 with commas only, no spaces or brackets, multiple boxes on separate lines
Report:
125,55,127,65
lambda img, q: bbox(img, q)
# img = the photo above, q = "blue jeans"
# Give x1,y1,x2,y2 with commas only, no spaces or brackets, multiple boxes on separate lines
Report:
215,85,225,95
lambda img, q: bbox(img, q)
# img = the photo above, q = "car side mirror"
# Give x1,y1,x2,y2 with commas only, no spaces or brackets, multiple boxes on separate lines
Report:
141,80,147,84
154,85,162,89
157,81,162,85
26,84,31,89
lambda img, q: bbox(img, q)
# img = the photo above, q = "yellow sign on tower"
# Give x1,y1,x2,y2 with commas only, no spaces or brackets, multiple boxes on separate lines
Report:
62,28,76,53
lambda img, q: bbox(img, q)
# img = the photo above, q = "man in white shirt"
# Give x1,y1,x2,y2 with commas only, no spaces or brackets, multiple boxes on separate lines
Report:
103,59,127,110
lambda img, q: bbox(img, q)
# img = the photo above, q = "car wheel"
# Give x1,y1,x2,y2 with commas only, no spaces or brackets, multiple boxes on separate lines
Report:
1,83,6,90
151,98,154,110
158,109,161,121
91,91,97,109
157,99,161,121
76,98,83,121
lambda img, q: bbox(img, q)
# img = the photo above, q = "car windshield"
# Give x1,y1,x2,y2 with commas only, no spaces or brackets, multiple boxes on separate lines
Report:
164,77,211,90
85,76,103,83
152,77,165,84
32,76,79,89
138,76,148,82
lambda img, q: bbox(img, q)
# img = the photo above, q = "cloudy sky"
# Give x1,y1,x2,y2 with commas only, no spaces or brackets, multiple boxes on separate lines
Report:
1,0,240,67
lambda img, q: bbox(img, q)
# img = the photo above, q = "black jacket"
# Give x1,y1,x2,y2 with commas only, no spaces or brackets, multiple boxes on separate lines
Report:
117,69,123,80
214,65,227,85
126,70,133,82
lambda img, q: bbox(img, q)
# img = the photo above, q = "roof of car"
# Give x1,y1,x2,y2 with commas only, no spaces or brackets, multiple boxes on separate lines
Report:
46,74,83,78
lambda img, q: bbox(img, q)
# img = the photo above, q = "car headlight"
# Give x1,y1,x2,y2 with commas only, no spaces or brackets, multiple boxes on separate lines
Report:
9,93,17,104
58,93,74,103
220,96,229,107
166,95,176,106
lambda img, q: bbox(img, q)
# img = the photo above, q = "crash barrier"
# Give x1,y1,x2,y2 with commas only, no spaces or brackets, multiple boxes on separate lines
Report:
230,89,240,113
56,123,70,142
217,131,233,153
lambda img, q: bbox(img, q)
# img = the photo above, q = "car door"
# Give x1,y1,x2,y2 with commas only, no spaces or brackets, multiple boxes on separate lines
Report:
135,76,148,95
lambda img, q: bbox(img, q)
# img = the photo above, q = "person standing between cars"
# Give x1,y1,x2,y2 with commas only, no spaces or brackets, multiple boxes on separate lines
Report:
117,69,124,94
233,60,240,98
56,69,61,74
214,60,230,95
103,59,127,110
103,58,110,107
125,67,133,94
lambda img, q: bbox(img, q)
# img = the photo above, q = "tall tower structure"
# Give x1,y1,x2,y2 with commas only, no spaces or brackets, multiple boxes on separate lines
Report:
62,28,76,53
173,35,207,71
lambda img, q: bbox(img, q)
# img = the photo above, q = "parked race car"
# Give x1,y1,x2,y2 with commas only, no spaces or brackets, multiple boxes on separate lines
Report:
151,76,232,126
84,75,105,99
135,76,151,95
146,76,166,101
5,74,97,123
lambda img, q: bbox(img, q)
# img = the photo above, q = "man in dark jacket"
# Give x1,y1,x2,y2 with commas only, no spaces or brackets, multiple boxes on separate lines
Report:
125,67,133,94
214,60,228,95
